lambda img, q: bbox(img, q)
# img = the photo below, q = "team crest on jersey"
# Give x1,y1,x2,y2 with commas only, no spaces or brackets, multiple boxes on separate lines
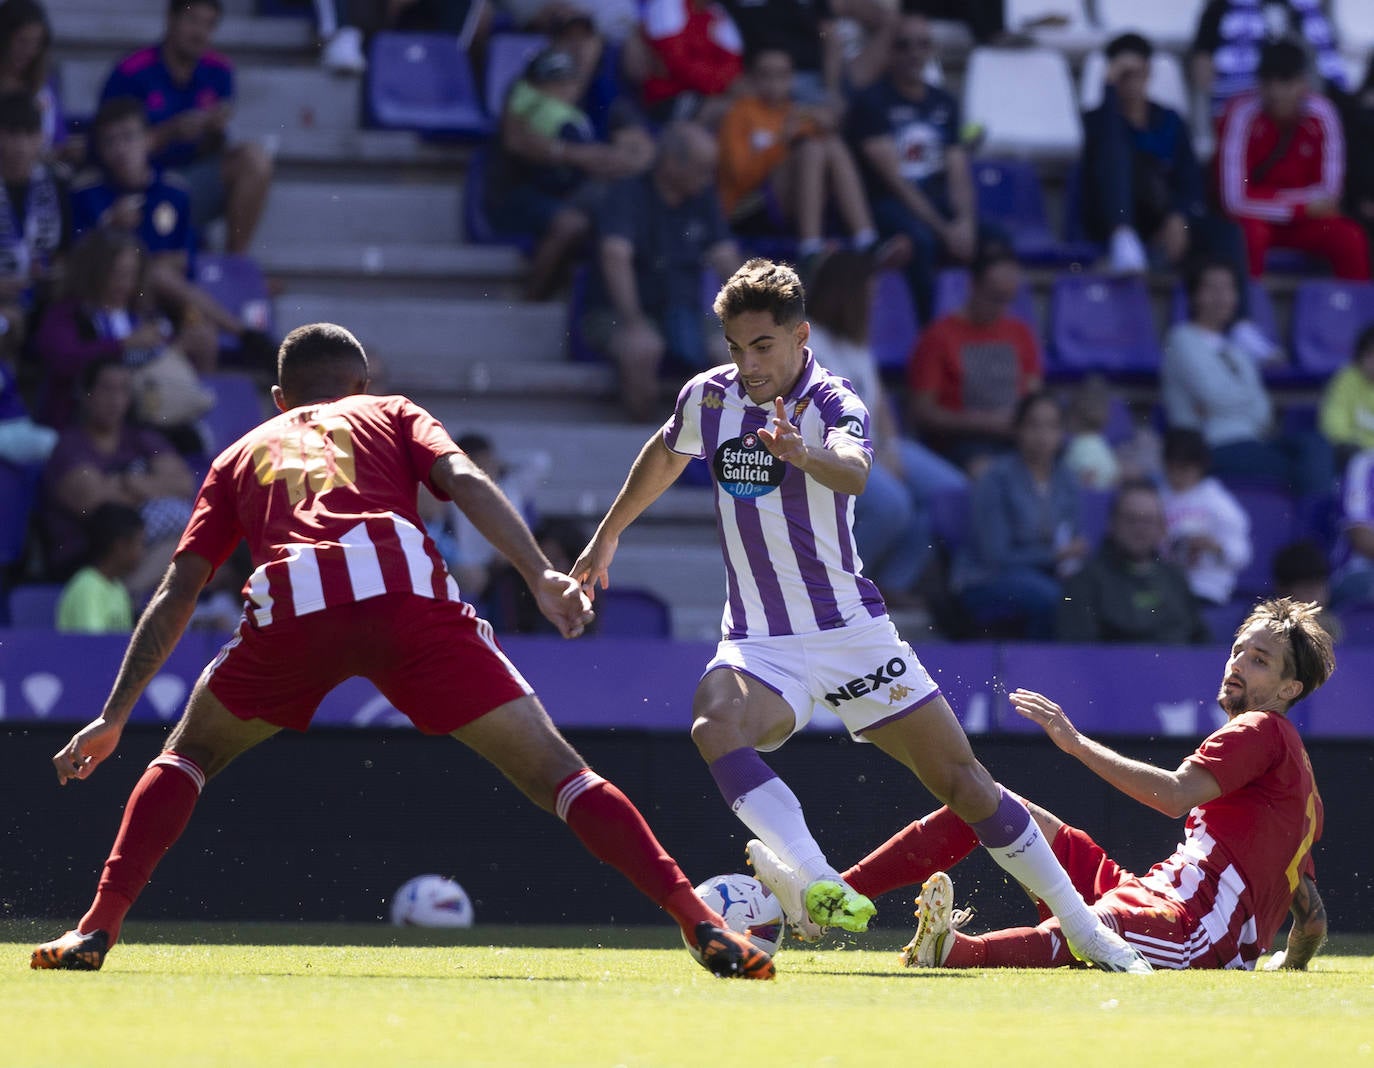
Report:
714,434,784,499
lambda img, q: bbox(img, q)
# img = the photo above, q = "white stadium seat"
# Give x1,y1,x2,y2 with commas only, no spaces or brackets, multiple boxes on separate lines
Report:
1092,0,1206,52
1079,48,1190,115
1333,0,1374,52
1003,0,1104,53
963,47,1083,159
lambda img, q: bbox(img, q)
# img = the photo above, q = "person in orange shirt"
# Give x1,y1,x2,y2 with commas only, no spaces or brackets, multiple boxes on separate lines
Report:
718,47,893,263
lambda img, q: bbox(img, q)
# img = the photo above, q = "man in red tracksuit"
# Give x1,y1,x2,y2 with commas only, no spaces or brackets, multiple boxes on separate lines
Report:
1217,39,1370,279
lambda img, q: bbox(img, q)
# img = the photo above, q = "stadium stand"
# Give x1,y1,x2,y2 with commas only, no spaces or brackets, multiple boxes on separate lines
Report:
366,32,491,137
1049,274,1162,377
963,47,1083,159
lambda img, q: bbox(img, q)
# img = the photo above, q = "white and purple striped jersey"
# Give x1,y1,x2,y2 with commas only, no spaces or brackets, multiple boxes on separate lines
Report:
662,349,887,639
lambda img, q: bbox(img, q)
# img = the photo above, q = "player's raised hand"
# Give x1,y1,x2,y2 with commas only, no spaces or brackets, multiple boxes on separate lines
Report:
534,568,596,639
758,397,808,467
571,532,619,600
52,717,124,785
1008,688,1081,753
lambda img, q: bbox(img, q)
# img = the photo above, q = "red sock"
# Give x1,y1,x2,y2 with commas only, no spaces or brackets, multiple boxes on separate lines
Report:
841,807,980,900
78,753,205,945
944,924,1073,969
556,769,717,946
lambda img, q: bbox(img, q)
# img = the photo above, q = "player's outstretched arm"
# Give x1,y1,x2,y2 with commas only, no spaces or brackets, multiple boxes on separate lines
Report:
573,433,690,596
1267,874,1328,971
1009,688,1223,818
52,552,211,785
757,397,870,495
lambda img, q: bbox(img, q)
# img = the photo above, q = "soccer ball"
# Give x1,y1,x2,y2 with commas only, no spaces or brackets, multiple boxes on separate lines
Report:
389,874,475,927
683,873,786,961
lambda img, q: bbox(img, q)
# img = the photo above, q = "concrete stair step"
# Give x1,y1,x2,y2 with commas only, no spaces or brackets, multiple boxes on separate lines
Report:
258,241,524,280
256,181,463,248
50,7,313,57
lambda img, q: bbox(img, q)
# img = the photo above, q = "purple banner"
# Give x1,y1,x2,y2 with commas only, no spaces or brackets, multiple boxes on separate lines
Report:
2,630,1371,738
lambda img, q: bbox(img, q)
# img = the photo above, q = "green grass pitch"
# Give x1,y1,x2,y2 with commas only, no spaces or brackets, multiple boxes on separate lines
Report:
6,921,1373,1067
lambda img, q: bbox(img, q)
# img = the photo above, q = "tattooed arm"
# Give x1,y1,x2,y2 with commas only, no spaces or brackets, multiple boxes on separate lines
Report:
1267,874,1328,971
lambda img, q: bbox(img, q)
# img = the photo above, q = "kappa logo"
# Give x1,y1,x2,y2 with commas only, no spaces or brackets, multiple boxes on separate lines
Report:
887,683,912,706
824,657,910,706
701,391,724,410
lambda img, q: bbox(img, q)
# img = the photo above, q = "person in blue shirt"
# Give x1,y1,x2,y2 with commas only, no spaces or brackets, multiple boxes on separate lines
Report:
100,0,272,253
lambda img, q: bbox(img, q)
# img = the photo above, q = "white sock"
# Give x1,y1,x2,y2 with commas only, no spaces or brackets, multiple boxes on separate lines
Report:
732,777,839,885
982,822,1098,946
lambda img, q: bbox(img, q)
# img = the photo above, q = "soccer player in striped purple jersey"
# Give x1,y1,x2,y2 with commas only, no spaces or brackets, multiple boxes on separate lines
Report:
575,259,1150,971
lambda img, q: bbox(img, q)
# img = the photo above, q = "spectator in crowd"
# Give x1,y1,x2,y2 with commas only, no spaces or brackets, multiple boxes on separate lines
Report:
488,48,651,300
1272,538,1342,641
0,0,76,164
1162,259,1333,501
1335,54,1374,252
32,229,216,445
805,248,963,606
718,46,893,263
1331,449,1374,610
1057,478,1210,645
502,0,638,46
101,0,273,254
626,0,743,126
723,0,839,105
847,13,975,322
952,391,1086,640
0,335,54,463
1061,374,1120,490
1190,0,1346,121
55,501,144,634
1081,32,1248,292
0,90,68,361
584,120,741,421
1159,427,1252,608
40,358,196,598
1319,325,1374,469
906,242,1041,473
71,98,273,362
1216,41,1369,282
810,0,898,96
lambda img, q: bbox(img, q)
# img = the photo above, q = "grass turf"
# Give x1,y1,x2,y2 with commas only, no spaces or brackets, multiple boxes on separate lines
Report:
6,921,1374,1067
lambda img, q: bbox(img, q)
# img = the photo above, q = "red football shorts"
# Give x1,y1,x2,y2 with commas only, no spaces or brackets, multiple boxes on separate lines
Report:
204,592,534,734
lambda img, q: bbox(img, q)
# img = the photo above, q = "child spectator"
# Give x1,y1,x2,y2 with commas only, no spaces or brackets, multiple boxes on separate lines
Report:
100,0,273,253
1062,374,1120,490
55,501,144,633
717,46,892,263
1319,325,1374,469
1159,427,1253,607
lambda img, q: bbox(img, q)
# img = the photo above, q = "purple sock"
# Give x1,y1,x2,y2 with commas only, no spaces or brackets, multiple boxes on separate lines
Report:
968,786,1030,848
708,747,777,807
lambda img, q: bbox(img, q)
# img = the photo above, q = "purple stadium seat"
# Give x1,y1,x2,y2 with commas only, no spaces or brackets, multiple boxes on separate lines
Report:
932,267,1038,330
1049,274,1162,377
1291,280,1374,377
199,372,267,455
1229,485,1299,598
972,158,1097,265
928,487,969,548
485,32,548,117
871,269,919,371
1340,603,1374,645
366,33,491,137
0,460,39,568
1202,599,1251,644
195,253,273,351
595,587,672,636
6,582,63,627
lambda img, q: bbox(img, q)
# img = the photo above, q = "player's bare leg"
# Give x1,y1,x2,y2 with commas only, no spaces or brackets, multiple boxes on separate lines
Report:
452,695,774,978
33,684,278,970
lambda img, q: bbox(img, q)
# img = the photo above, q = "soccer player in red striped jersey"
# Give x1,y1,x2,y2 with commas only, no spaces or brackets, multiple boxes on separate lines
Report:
30,322,773,980
857,598,1332,971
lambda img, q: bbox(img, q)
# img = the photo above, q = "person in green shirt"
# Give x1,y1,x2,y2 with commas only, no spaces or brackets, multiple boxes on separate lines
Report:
1320,325,1374,468
56,503,144,633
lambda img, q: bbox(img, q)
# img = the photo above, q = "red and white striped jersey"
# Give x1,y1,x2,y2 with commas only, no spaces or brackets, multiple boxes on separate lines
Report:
1139,710,1322,969
178,394,462,626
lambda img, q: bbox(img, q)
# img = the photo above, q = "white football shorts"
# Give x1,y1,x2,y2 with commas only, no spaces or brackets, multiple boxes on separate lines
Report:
703,617,941,749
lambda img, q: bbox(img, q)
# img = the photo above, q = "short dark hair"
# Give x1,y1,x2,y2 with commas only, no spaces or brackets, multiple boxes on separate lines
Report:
276,323,368,401
168,0,222,15
1105,32,1152,61
79,357,128,396
970,239,1020,283
1111,476,1161,518
804,248,874,344
712,257,806,326
93,96,148,137
1162,427,1210,469
0,90,40,133
1239,596,1336,703
86,503,144,564
1272,539,1331,588
1258,39,1307,82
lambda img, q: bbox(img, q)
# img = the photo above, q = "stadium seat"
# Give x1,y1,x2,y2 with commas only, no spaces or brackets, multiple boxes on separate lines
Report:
1078,48,1189,115
462,146,535,251
1002,0,1102,49
1049,274,1162,377
595,587,672,637
928,487,970,549
0,460,39,570
1229,485,1299,599
195,253,274,351
6,583,63,628
1291,280,1374,377
485,32,547,118
366,32,492,137
1091,0,1205,50
871,269,919,372
1340,602,1374,645
932,267,1039,330
1202,599,1250,645
970,158,1059,262
199,372,267,455
963,48,1083,159
1333,0,1374,51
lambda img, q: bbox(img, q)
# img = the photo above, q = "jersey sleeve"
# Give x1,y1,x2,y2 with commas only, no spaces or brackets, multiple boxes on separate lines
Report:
1184,712,1283,796
662,376,706,458
817,380,873,455
393,397,461,498
176,460,244,571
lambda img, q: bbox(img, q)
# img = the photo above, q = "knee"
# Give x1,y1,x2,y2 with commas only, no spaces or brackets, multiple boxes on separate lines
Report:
939,761,1000,820
548,208,591,240
229,142,273,184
